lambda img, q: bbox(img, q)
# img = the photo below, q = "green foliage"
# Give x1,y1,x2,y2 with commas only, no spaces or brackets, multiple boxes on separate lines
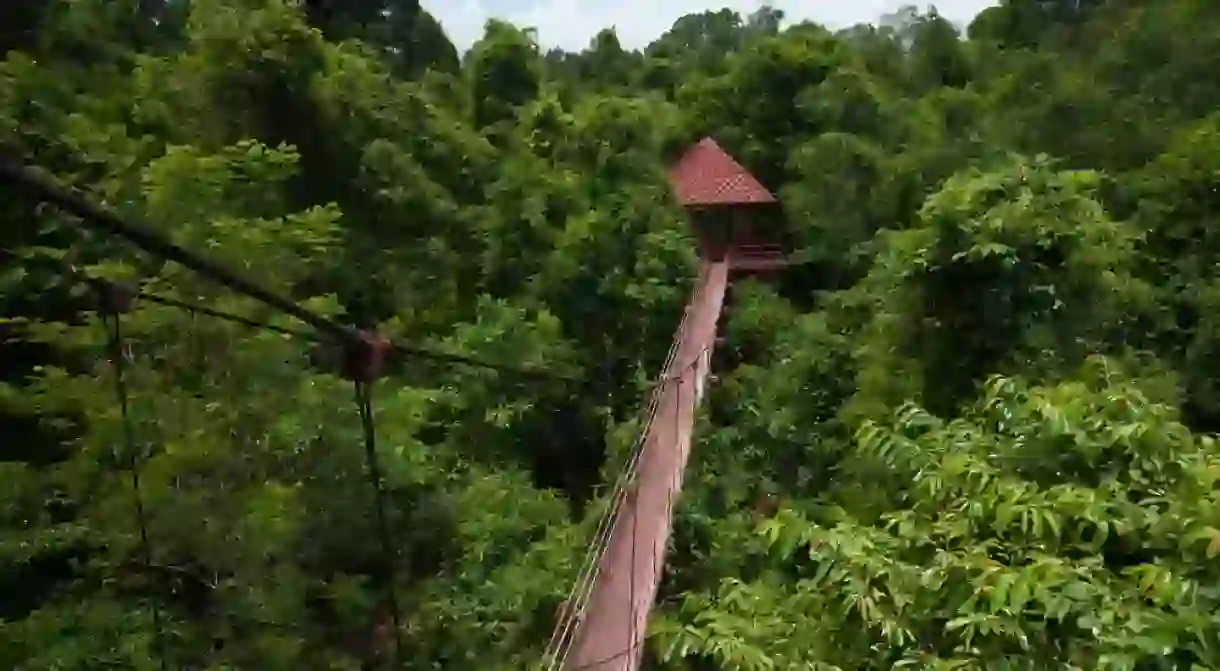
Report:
468,21,544,132
667,365,1220,670
6,0,1220,669
850,156,1149,418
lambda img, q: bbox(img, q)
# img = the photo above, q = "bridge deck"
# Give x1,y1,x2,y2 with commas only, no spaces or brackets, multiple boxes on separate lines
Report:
564,260,729,670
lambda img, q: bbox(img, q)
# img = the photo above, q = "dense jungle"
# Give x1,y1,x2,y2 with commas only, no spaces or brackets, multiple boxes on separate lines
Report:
4,0,1220,668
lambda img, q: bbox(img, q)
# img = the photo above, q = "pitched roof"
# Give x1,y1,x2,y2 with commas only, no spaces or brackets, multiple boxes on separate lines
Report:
667,137,776,207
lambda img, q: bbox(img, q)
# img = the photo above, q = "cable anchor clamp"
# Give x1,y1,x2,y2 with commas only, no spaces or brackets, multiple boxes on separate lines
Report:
341,330,391,382
91,279,137,315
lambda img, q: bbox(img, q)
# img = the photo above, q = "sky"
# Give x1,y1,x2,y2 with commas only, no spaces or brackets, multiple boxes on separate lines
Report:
420,0,999,53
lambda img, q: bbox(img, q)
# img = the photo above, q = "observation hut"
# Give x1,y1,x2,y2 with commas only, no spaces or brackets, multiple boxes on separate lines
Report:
667,137,789,278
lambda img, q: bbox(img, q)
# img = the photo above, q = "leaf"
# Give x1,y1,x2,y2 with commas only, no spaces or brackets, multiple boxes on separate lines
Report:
989,573,1013,613
812,560,834,586
1009,572,1032,613
1042,510,1061,541
1205,527,1220,559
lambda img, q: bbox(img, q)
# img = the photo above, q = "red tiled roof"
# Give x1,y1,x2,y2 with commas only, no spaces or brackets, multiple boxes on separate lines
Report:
667,137,776,206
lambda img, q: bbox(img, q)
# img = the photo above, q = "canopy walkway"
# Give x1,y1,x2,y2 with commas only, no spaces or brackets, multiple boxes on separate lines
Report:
0,136,782,670
547,260,728,670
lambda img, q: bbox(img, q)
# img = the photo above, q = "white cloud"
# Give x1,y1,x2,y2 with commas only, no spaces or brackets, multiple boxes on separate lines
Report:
422,0,998,52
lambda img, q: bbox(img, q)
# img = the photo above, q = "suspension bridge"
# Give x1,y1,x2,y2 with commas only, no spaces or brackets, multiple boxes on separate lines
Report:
0,136,788,670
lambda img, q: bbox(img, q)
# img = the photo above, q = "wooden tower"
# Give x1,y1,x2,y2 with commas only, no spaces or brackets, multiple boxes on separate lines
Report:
669,137,786,371
667,137,788,278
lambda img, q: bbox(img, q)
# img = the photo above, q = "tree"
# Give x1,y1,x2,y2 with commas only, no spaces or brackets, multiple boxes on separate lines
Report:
468,21,544,132
6,0,1220,668
303,0,458,76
